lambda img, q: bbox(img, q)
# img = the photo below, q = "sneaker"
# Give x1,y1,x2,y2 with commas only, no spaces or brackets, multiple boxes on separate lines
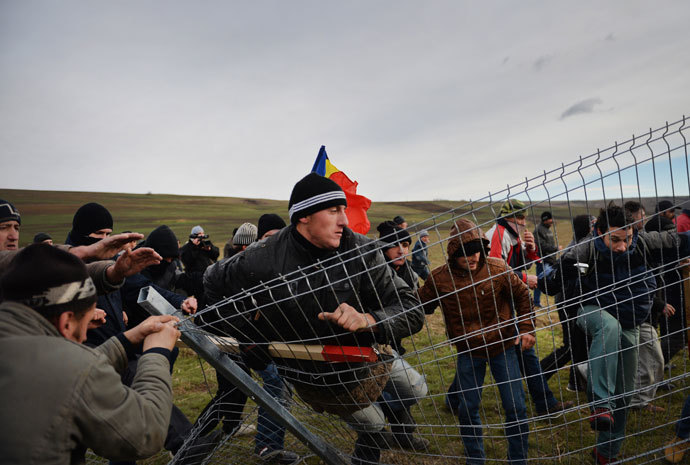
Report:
589,408,614,432
537,400,575,416
665,436,689,463
591,447,615,464
631,403,665,413
255,447,300,465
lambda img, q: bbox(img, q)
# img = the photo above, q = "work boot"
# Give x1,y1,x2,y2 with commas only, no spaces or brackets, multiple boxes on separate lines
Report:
175,429,223,465
386,407,430,451
352,431,388,465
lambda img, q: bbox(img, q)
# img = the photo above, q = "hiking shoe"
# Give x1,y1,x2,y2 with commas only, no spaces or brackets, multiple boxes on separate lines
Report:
537,400,575,416
592,447,615,464
255,447,300,465
589,408,614,432
665,437,689,463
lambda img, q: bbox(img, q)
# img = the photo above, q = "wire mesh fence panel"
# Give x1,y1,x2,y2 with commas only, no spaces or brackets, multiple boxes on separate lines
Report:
90,116,690,464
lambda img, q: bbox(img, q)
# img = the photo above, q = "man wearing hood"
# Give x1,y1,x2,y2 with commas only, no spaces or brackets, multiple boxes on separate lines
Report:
419,218,534,465
543,203,690,464
121,225,196,327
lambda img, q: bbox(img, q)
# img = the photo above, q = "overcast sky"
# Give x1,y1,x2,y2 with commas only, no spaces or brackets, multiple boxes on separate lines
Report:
1,1,689,202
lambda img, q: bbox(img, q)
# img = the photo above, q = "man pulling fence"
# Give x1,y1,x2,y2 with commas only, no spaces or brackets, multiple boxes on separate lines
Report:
201,173,425,465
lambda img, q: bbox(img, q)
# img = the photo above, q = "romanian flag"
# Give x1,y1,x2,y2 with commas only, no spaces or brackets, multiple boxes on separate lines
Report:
311,146,371,234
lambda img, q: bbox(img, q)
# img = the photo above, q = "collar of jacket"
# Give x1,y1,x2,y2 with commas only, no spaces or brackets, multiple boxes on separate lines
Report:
497,217,519,238
289,224,339,261
0,300,62,339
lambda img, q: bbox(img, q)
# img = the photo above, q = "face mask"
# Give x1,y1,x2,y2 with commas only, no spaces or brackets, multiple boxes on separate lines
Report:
147,260,172,277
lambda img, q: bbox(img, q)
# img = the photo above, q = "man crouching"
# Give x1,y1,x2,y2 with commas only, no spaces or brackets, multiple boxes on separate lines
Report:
419,219,535,465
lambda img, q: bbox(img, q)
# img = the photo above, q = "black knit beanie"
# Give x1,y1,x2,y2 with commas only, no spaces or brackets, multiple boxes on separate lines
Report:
288,173,347,224
377,220,411,250
143,225,179,258
0,243,96,315
33,232,52,243
257,214,286,239
0,199,21,225
71,203,113,236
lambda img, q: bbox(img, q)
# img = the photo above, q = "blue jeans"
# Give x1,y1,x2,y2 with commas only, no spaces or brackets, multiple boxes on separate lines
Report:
533,262,544,306
515,345,559,413
677,395,690,439
577,305,639,459
255,363,289,452
451,350,529,465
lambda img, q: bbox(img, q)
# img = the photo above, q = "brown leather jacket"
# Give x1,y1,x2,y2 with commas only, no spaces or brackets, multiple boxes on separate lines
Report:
418,218,534,358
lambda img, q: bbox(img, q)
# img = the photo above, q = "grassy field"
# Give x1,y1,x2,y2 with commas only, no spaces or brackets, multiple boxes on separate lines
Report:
3,188,687,464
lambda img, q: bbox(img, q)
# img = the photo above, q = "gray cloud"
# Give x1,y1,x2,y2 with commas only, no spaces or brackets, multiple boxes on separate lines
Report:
533,55,552,71
605,33,615,41
560,98,603,120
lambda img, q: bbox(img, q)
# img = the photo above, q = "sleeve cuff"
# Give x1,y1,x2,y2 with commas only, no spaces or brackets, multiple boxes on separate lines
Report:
116,333,138,360
143,347,173,369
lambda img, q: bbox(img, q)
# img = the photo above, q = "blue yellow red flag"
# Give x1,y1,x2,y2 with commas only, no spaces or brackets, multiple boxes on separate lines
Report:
311,146,371,234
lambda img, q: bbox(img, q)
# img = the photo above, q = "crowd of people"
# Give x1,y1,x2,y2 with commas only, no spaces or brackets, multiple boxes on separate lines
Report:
2,183,690,465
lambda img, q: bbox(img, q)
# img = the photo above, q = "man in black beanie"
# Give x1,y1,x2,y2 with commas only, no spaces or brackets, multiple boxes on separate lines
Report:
0,243,180,464
65,202,114,246
258,213,287,240
202,172,424,465
0,198,21,251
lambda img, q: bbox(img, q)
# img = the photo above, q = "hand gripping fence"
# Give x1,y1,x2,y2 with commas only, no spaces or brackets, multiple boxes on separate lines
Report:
84,115,690,465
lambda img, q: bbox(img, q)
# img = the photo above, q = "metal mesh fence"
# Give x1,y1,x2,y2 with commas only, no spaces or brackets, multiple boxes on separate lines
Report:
93,116,690,464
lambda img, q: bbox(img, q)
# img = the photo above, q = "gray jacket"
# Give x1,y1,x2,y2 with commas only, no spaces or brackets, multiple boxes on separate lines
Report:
201,225,423,388
0,301,173,464
534,222,559,265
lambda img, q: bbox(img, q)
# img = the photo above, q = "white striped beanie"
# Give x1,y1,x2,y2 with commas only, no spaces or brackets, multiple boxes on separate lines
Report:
288,173,347,223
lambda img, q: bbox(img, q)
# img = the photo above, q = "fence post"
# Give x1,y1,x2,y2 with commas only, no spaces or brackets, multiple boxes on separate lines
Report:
137,286,347,465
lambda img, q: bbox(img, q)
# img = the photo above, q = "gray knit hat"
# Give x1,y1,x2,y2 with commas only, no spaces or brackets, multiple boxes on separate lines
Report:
233,223,258,246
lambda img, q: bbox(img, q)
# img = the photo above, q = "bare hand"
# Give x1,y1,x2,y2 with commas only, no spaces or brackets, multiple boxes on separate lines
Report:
87,308,107,329
122,310,128,326
516,333,536,351
522,231,536,251
124,315,180,346
318,303,375,333
70,233,145,261
663,303,676,317
526,274,538,289
181,296,197,314
106,247,162,284
142,320,181,352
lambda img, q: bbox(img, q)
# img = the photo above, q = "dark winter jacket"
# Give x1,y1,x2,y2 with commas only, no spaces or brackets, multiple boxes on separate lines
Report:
534,222,559,265
542,228,690,329
389,260,418,355
180,240,219,274
201,224,423,390
121,262,186,328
